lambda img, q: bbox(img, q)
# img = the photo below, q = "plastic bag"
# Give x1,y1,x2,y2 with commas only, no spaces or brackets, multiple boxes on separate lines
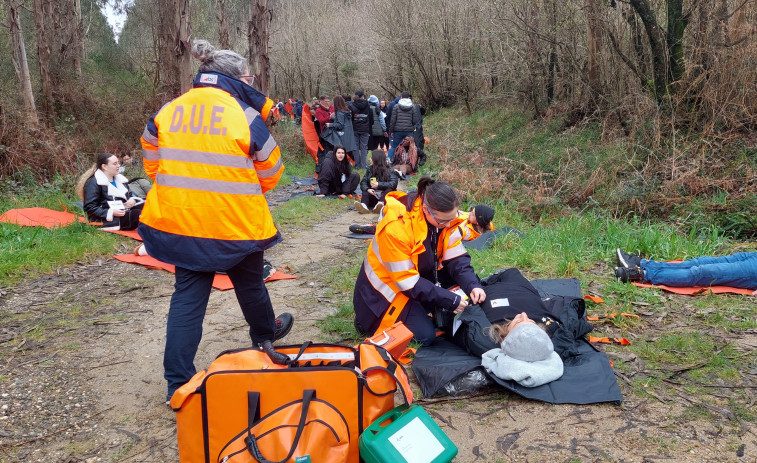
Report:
442,368,494,396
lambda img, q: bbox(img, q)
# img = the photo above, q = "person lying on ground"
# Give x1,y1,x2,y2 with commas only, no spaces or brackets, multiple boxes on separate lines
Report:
615,248,757,291
138,39,295,404
355,149,399,214
316,146,361,199
481,313,564,387
459,204,495,241
352,176,486,346
77,152,144,231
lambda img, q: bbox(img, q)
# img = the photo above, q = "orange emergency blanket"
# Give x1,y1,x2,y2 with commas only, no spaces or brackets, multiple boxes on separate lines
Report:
301,104,320,161
632,282,755,296
0,207,86,228
113,254,298,290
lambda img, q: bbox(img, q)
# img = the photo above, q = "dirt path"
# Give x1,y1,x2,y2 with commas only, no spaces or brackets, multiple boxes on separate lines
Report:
1,194,754,462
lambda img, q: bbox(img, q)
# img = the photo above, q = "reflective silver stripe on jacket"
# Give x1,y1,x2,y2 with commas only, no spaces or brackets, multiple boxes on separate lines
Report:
142,127,158,147
371,239,414,272
256,157,283,179
142,149,160,161
156,173,263,195
158,147,255,170
396,274,420,291
442,228,466,261
255,135,277,162
363,258,396,302
244,106,261,127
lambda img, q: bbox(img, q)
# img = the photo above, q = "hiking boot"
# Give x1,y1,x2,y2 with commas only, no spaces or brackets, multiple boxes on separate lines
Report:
373,201,384,214
355,201,371,214
614,266,645,283
616,248,641,268
349,224,376,235
258,340,291,365
273,313,294,341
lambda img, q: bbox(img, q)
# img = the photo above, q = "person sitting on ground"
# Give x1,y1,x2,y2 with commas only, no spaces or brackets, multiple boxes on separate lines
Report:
352,176,486,346
615,248,757,291
316,145,360,199
391,135,421,177
77,152,144,231
459,204,496,241
355,149,399,214
481,313,564,387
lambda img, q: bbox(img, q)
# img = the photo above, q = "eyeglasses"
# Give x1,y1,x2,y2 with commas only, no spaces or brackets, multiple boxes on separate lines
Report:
239,75,256,86
424,202,456,226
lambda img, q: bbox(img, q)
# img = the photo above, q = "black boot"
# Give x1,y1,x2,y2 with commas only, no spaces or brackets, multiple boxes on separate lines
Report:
259,340,291,365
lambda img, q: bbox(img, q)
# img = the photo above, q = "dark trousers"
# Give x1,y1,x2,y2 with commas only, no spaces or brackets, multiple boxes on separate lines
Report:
163,251,276,397
361,189,389,209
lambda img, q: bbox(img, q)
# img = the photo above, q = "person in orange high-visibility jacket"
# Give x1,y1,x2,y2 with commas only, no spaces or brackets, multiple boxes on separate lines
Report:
458,204,496,241
139,40,293,404
352,176,487,346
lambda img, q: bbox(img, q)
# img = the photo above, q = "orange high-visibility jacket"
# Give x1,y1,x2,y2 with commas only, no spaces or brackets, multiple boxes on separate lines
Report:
138,72,283,271
354,191,481,332
457,210,496,241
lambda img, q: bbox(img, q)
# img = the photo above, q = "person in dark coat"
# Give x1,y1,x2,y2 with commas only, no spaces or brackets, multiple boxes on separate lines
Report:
77,152,144,230
355,149,399,214
367,95,387,151
388,92,419,161
350,90,373,169
316,145,360,198
320,95,357,159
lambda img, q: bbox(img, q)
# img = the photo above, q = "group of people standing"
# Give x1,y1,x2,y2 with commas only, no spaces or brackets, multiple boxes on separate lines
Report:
310,90,426,194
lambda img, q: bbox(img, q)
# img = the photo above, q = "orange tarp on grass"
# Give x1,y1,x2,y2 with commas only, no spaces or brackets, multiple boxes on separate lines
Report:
113,254,298,290
0,207,86,228
632,282,755,296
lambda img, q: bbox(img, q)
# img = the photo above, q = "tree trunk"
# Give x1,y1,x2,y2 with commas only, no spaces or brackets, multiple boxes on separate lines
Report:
586,0,602,104
629,0,669,100
248,0,271,94
157,0,192,99
217,0,230,49
177,0,192,94
32,0,54,117
666,0,687,84
71,0,83,77
8,0,38,125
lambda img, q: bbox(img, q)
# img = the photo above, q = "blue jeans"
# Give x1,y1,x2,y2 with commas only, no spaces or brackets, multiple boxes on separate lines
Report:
354,132,369,169
387,131,413,161
642,252,757,289
164,251,276,398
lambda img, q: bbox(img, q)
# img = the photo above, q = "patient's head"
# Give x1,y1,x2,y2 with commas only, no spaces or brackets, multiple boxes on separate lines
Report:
487,312,538,344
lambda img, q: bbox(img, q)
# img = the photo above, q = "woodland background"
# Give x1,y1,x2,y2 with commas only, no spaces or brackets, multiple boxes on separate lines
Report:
1,0,756,235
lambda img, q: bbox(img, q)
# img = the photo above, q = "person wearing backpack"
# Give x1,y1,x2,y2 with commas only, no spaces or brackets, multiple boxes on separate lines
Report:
367,95,387,151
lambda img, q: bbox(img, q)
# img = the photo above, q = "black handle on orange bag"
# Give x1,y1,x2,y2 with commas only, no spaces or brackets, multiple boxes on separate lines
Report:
245,389,315,463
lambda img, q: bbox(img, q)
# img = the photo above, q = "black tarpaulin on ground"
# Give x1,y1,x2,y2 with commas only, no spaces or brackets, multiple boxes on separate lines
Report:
411,277,623,405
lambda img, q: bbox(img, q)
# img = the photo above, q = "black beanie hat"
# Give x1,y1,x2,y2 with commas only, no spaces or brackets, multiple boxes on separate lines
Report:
474,205,495,230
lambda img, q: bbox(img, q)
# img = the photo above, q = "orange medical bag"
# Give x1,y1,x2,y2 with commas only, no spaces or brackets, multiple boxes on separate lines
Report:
170,342,413,463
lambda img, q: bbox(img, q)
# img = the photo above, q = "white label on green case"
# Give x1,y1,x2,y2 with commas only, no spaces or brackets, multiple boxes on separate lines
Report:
388,416,444,463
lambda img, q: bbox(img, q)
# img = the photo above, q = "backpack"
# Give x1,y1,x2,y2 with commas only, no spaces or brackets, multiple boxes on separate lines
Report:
172,342,413,463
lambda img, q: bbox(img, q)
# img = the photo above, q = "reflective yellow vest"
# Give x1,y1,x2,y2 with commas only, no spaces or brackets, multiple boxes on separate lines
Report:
138,72,283,271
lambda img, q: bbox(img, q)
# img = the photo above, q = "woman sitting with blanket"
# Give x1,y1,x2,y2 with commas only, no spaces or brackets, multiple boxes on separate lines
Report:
77,152,144,231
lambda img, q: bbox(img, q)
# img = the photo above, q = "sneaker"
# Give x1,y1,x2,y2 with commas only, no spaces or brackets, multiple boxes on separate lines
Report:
273,312,294,341
616,248,641,268
349,224,376,235
614,266,645,283
373,201,384,214
355,201,371,214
